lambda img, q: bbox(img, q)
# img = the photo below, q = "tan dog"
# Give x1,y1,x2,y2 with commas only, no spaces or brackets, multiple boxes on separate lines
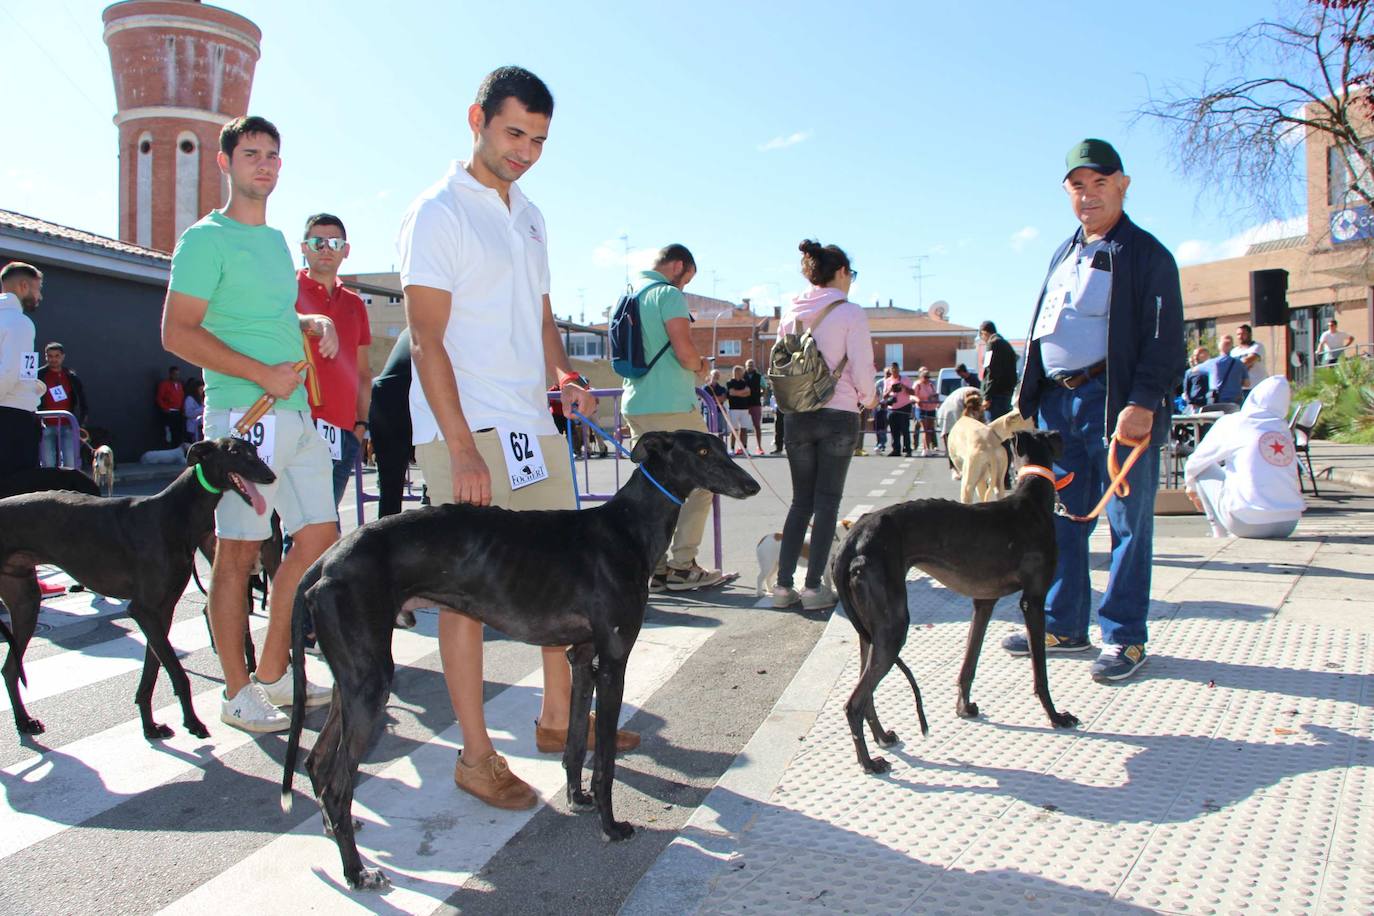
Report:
756,518,853,596
948,392,1002,503
92,445,116,497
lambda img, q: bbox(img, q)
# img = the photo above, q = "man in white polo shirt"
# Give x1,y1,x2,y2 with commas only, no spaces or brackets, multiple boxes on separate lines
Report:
399,67,638,811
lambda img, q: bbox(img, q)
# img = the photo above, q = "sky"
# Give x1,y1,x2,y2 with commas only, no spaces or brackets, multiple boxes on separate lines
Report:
0,0,1315,335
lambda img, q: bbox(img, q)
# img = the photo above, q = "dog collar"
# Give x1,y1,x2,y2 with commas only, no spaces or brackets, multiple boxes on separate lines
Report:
1017,465,1075,491
194,463,222,495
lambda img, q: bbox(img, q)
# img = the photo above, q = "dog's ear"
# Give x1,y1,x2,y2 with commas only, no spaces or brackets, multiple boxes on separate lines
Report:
629,431,673,465
1046,431,1064,460
1010,430,1034,458
186,440,215,468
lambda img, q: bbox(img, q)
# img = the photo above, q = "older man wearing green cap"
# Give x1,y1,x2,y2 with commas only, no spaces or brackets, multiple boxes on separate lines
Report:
1002,139,1186,683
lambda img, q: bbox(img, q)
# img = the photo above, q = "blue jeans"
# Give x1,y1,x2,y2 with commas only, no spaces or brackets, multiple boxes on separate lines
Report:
1039,377,1158,648
779,409,860,589
331,429,361,510
985,394,1013,421
39,424,82,469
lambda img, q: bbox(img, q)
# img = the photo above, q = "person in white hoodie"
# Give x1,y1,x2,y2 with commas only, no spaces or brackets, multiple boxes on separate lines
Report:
1184,374,1305,539
0,262,47,481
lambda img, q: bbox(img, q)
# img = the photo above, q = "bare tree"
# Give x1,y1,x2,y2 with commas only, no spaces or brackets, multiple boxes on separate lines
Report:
1138,0,1374,219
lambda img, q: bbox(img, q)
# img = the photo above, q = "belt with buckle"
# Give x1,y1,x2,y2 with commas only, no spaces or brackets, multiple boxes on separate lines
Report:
1052,361,1106,390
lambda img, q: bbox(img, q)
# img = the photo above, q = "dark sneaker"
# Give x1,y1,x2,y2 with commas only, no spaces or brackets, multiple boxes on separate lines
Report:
1001,631,1094,657
664,563,727,592
1091,644,1147,682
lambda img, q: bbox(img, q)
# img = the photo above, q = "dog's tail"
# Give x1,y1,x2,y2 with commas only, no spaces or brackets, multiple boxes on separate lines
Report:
892,656,929,736
281,565,319,814
0,616,24,687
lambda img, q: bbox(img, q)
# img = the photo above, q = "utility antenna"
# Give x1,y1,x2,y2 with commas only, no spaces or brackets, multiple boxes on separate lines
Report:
711,270,726,299
902,255,934,310
619,233,631,291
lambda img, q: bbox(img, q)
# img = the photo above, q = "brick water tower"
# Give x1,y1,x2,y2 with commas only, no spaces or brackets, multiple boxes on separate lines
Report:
103,0,261,252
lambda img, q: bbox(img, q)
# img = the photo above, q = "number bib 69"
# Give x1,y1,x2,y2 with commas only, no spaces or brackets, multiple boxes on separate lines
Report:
228,410,277,468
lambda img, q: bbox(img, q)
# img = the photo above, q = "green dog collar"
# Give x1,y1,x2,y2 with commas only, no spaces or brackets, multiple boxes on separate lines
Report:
194,463,222,495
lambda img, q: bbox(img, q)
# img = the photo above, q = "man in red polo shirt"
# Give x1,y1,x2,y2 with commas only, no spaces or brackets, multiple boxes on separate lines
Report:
37,342,88,468
295,213,372,507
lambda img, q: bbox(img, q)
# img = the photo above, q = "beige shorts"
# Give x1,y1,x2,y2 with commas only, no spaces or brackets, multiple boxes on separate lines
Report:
416,430,576,510
203,408,337,540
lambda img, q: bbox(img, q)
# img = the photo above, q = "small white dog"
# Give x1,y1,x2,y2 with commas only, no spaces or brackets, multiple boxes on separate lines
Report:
140,442,190,465
756,518,853,596
92,445,116,497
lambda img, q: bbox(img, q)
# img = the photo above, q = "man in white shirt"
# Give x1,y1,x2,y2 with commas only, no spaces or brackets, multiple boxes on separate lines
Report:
399,67,637,812
0,262,47,480
1233,323,1267,396
1317,318,1355,365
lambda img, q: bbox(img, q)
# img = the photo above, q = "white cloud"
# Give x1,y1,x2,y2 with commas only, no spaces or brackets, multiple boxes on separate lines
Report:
1174,216,1307,266
1010,226,1039,252
757,130,813,152
591,238,659,272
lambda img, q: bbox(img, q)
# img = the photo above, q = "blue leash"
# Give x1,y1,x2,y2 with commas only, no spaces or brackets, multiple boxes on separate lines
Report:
570,408,683,506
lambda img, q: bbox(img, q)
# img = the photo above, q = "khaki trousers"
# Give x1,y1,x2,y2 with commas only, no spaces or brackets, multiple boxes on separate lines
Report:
625,410,714,571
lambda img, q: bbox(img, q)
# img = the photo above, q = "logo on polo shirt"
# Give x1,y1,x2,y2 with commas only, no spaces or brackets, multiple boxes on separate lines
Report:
528,223,543,244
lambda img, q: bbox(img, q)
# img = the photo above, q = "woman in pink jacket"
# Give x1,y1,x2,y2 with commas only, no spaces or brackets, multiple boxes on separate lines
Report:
771,240,878,611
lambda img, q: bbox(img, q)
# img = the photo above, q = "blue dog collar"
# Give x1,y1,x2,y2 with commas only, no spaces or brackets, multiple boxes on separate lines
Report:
569,408,684,507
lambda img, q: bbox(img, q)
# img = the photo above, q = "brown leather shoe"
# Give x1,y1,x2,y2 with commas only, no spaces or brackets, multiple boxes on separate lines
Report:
534,714,641,754
453,752,538,810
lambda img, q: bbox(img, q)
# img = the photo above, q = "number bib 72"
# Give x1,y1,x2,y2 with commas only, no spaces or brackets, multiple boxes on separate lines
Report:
228,410,277,468
495,425,548,491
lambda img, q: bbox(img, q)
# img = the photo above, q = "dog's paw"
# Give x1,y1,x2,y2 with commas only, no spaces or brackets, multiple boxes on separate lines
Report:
186,719,210,739
600,821,635,842
348,867,390,891
17,716,45,736
956,700,980,719
568,788,595,812
144,723,174,740
1050,711,1080,729
863,756,891,774
875,729,899,747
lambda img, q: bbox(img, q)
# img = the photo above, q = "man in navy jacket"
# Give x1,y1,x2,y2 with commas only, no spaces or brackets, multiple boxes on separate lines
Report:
1005,139,1186,683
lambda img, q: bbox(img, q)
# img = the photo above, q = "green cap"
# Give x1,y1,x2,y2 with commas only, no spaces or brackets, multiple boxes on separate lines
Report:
1064,139,1123,180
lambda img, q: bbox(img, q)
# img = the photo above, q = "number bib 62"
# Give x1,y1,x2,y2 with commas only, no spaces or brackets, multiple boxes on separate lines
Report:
495,425,548,491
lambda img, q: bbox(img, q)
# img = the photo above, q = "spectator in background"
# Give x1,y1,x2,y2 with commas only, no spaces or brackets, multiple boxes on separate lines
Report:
155,365,185,446
295,213,372,508
979,319,1018,420
1210,335,1245,406
913,367,941,456
37,342,87,469
1233,323,1266,398
0,261,45,479
956,362,980,388
1183,346,1211,412
725,364,752,454
368,329,413,517
1185,375,1305,539
1317,318,1354,366
872,368,890,453
883,366,913,456
706,368,728,440
184,377,205,442
743,358,765,455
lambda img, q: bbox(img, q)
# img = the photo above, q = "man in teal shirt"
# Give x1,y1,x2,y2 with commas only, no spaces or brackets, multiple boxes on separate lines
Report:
162,115,342,734
621,244,726,591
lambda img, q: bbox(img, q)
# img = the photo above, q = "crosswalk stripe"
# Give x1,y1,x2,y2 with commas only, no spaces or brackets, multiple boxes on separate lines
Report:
0,614,439,861
157,623,714,915
0,612,246,715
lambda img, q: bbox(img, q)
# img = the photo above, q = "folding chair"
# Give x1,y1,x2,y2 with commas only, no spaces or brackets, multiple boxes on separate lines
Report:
1290,400,1322,495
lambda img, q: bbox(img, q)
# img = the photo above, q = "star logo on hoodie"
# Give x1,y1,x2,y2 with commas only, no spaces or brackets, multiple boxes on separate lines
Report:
1259,431,1293,467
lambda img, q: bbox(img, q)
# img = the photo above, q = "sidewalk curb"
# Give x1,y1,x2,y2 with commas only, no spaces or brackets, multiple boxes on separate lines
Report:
618,609,857,915
1323,465,1374,492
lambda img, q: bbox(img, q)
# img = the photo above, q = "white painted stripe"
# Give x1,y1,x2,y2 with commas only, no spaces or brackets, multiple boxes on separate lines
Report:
867,489,886,497
0,611,241,714
844,504,873,520
0,616,440,861
158,624,714,915
880,478,896,485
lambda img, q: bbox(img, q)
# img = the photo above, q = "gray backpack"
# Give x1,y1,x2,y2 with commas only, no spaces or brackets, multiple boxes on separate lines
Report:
767,299,850,414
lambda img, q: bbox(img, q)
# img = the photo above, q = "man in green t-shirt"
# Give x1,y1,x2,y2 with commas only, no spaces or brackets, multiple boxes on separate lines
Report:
162,116,343,735
620,244,726,591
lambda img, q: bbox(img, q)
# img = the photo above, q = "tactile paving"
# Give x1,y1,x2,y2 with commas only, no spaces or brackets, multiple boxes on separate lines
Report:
683,555,1374,915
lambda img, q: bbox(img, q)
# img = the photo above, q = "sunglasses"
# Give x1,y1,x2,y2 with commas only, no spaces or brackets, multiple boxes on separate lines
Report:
850,268,859,280
305,237,347,252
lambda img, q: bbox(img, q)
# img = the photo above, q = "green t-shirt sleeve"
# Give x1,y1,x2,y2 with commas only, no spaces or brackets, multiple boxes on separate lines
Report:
659,286,689,322
168,227,222,301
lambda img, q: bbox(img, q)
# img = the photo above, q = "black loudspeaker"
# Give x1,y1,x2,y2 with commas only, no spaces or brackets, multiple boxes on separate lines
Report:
1250,268,1289,326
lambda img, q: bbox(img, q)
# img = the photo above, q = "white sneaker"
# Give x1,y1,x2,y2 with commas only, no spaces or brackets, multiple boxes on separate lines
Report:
801,585,839,610
771,586,801,608
253,670,333,708
916,447,927,457
221,683,290,733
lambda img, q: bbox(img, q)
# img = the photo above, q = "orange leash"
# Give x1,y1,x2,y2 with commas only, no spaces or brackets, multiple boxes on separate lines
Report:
1058,434,1149,523
233,359,309,435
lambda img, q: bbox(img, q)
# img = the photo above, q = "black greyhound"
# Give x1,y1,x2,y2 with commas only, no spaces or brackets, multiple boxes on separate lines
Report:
0,438,275,739
831,429,1080,774
281,429,760,891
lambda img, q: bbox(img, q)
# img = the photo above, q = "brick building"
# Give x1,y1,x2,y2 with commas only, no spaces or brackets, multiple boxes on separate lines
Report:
762,305,978,377
103,0,261,253
1181,97,1374,385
